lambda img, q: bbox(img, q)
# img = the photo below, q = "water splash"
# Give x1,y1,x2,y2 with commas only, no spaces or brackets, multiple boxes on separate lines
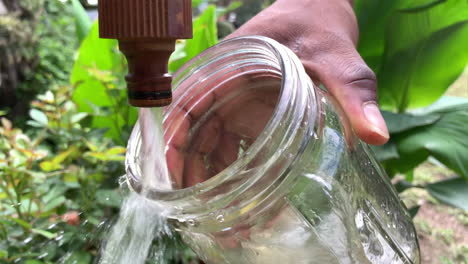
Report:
100,108,174,264
99,192,172,264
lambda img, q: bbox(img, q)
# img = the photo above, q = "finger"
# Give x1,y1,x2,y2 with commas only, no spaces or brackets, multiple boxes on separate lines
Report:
210,132,241,174
302,40,389,145
164,106,190,188
183,114,222,187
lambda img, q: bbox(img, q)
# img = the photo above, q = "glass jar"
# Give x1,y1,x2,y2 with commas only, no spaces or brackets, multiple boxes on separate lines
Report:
126,36,420,264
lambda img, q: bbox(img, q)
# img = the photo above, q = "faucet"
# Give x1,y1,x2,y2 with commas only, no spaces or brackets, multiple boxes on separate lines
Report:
98,0,193,107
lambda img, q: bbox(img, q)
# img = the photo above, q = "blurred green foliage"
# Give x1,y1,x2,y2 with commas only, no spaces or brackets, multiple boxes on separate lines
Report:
0,0,78,120
355,0,468,210
0,85,126,263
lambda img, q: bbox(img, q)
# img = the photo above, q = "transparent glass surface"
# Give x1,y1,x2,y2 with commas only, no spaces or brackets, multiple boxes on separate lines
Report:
126,36,420,264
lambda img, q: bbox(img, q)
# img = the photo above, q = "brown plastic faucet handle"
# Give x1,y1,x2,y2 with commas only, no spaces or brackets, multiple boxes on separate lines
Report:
98,0,192,107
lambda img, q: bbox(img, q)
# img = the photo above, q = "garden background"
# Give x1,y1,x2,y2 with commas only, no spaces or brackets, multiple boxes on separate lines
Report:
0,0,467,263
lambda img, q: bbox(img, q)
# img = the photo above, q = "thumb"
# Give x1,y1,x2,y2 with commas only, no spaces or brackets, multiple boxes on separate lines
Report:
303,46,389,145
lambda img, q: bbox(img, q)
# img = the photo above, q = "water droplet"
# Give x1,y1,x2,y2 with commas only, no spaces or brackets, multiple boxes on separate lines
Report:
187,219,196,226
216,215,225,223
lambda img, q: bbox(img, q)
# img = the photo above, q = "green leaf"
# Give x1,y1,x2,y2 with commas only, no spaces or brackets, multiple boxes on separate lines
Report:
105,146,127,156
169,5,218,72
408,206,421,218
427,177,468,210
62,251,92,264
192,0,204,8
383,111,441,134
29,109,48,126
8,217,32,230
71,0,92,43
31,228,57,239
394,102,468,177
39,161,62,172
398,0,446,13
70,112,88,123
394,180,415,193
355,0,404,69
42,196,66,212
71,21,135,143
0,250,7,258
370,141,399,161
71,22,119,113
377,0,468,111
96,189,123,208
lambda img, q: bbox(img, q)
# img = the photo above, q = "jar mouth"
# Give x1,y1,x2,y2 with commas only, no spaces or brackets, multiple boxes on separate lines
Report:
125,36,317,219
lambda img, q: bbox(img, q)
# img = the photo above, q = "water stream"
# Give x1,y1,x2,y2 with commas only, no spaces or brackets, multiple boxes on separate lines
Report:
99,108,174,264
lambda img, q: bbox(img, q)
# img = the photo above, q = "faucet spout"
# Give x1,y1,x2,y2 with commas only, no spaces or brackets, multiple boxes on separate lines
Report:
98,0,192,107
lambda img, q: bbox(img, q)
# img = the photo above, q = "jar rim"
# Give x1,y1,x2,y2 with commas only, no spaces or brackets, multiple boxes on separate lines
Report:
125,36,317,219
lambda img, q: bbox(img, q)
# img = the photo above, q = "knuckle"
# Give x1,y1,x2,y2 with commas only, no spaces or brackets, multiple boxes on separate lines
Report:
339,61,376,85
339,62,378,102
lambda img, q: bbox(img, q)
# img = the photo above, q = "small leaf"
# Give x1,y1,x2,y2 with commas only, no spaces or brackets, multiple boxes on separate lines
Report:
426,177,468,210
39,161,62,172
42,196,66,212
70,112,88,123
0,250,8,258
1,118,11,130
105,146,126,155
8,217,32,230
26,120,44,128
29,109,48,126
52,146,79,165
84,140,98,152
31,228,57,239
24,260,43,264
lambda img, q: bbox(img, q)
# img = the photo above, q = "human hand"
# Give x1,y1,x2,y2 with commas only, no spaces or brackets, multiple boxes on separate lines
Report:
162,0,389,188
229,0,389,145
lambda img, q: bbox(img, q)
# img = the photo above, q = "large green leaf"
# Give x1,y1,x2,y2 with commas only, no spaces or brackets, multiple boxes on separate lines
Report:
169,5,218,72
427,177,468,210
371,141,399,162
71,22,136,143
392,100,468,178
354,0,440,69
382,110,440,134
71,22,120,113
375,0,468,111
379,20,468,111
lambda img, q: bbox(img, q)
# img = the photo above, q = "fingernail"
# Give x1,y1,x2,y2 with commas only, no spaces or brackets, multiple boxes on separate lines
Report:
363,102,389,139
